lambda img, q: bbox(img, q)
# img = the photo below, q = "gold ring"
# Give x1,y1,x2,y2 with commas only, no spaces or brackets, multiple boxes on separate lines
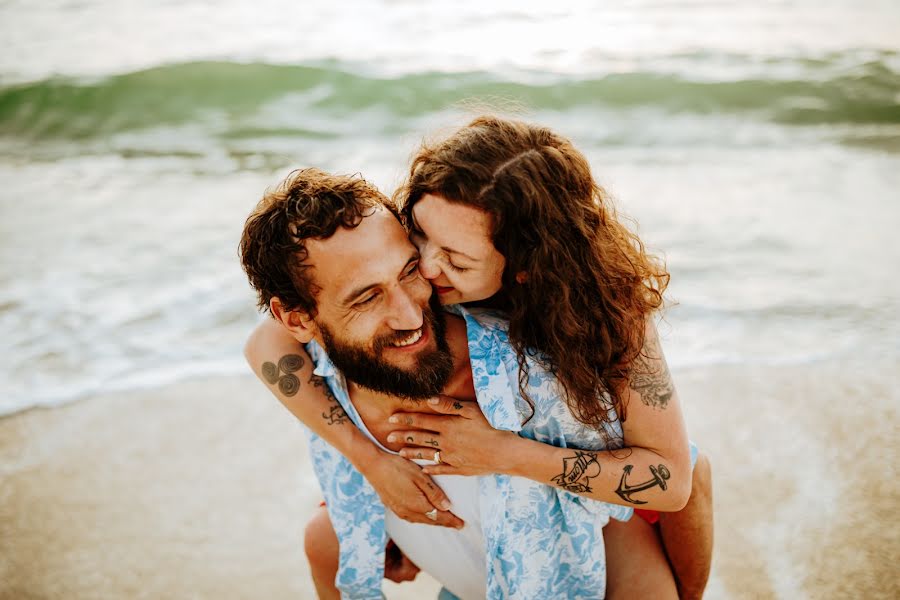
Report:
434,450,442,464
425,508,438,521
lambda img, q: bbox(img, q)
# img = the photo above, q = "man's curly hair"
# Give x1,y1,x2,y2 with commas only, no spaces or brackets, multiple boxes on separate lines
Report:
395,116,670,429
239,168,396,317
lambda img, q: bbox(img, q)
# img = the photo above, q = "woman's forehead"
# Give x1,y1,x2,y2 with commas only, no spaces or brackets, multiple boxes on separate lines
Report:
413,194,494,258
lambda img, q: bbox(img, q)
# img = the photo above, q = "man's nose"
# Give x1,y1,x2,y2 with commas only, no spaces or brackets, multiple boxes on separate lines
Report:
386,287,425,331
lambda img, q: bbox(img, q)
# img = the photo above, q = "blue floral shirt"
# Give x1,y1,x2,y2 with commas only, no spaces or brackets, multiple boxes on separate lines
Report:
306,306,637,599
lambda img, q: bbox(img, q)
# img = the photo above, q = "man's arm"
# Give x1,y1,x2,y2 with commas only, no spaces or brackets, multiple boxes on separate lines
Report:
392,319,692,511
245,319,462,527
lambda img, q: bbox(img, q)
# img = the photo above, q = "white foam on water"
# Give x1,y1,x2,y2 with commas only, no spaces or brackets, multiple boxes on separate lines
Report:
1,2,898,416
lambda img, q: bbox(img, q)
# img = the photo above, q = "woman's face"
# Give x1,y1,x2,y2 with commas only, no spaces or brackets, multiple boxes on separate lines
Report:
410,193,506,305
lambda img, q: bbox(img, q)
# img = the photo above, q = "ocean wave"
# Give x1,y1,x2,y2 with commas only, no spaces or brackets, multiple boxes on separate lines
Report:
0,53,898,140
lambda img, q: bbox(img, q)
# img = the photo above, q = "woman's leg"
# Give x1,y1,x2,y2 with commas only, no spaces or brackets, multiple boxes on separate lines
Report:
657,452,714,600
604,515,678,600
304,506,341,600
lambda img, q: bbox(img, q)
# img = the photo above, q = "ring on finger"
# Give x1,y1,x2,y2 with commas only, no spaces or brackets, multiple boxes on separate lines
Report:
425,508,438,521
434,450,443,464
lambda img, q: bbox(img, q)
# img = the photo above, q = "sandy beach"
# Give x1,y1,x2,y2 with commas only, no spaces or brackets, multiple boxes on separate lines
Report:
2,361,897,599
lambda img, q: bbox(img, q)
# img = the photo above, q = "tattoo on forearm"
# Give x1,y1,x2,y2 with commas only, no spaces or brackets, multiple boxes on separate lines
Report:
615,464,670,504
310,374,348,426
551,451,601,493
262,354,349,425
631,331,674,410
262,353,305,396
322,404,348,426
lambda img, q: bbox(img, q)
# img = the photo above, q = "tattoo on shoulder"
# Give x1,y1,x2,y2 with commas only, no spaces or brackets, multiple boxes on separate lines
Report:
310,374,348,426
631,331,674,410
551,451,601,493
262,354,305,396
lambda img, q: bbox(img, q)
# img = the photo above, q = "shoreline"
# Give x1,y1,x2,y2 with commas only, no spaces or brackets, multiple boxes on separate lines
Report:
2,362,898,599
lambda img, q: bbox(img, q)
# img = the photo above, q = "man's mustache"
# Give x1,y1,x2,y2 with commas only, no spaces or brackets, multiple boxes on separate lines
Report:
372,308,435,352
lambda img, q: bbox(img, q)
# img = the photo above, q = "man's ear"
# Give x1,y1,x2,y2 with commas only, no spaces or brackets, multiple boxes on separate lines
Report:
270,297,317,343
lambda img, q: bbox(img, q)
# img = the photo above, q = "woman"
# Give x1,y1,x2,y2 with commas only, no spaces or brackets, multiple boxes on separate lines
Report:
245,116,712,599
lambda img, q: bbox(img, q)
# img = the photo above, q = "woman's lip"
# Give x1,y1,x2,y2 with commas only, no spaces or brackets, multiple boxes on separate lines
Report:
434,286,454,295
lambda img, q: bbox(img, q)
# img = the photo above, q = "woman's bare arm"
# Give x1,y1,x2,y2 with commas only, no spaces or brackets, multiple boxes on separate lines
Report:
391,319,692,511
245,318,463,527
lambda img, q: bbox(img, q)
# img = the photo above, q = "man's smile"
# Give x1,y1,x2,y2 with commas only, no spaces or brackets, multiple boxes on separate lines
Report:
387,324,429,351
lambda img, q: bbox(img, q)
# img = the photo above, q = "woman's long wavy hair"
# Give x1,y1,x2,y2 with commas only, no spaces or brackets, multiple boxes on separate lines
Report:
395,116,669,429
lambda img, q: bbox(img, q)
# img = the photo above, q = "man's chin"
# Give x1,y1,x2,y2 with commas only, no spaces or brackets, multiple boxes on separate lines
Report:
318,297,452,399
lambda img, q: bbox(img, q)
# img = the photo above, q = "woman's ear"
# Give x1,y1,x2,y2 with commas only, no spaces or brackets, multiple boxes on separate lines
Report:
270,297,317,343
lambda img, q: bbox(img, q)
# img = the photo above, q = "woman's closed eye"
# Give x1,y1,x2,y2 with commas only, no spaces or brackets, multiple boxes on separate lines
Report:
446,260,469,273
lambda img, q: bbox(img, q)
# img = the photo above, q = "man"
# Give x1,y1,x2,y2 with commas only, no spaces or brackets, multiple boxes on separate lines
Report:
239,168,679,599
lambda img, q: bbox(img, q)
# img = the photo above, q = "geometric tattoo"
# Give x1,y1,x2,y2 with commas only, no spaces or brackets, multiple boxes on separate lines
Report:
261,354,305,396
551,451,602,493
615,464,671,504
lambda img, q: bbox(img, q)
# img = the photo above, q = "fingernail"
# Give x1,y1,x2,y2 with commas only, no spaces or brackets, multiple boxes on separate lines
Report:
440,499,452,510
428,397,439,405
455,524,465,530
387,434,397,443
388,416,398,424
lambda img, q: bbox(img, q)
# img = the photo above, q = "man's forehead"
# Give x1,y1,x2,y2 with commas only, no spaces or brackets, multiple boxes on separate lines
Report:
305,209,414,302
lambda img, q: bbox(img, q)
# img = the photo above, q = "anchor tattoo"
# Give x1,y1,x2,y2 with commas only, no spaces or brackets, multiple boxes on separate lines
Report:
615,464,670,505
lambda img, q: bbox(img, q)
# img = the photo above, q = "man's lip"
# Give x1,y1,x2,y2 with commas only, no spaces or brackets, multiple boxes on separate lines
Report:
434,286,454,295
386,324,430,352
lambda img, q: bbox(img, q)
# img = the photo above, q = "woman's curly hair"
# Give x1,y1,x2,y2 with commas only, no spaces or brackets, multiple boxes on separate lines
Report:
395,116,669,428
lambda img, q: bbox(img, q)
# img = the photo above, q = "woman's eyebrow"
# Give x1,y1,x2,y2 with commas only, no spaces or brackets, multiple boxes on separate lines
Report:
411,205,478,261
442,246,478,262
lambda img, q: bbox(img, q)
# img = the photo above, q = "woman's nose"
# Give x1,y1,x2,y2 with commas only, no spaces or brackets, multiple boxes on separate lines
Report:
418,251,442,280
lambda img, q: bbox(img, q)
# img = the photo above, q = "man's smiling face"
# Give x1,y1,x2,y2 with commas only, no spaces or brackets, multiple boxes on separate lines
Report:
305,207,453,399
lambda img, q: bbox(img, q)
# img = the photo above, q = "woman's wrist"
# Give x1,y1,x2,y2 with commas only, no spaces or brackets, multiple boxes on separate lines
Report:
495,432,533,477
345,430,385,474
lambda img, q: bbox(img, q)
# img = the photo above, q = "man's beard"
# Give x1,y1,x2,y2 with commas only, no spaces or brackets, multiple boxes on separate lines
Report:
318,295,453,400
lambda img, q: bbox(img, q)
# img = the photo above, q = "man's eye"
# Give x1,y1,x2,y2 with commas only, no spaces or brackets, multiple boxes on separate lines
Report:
356,293,378,307
403,262,420,279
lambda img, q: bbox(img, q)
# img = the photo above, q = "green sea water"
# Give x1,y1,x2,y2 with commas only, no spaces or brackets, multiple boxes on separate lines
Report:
0,0,898,420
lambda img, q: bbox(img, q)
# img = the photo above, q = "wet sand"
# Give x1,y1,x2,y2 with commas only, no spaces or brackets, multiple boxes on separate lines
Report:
1,363,897,599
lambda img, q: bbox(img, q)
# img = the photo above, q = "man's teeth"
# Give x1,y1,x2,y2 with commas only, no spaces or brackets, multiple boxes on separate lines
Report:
391,328,423,347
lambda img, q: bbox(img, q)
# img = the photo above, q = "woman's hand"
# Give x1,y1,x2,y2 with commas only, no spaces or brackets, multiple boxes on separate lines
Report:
359,450,464,529
388,396,520,477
